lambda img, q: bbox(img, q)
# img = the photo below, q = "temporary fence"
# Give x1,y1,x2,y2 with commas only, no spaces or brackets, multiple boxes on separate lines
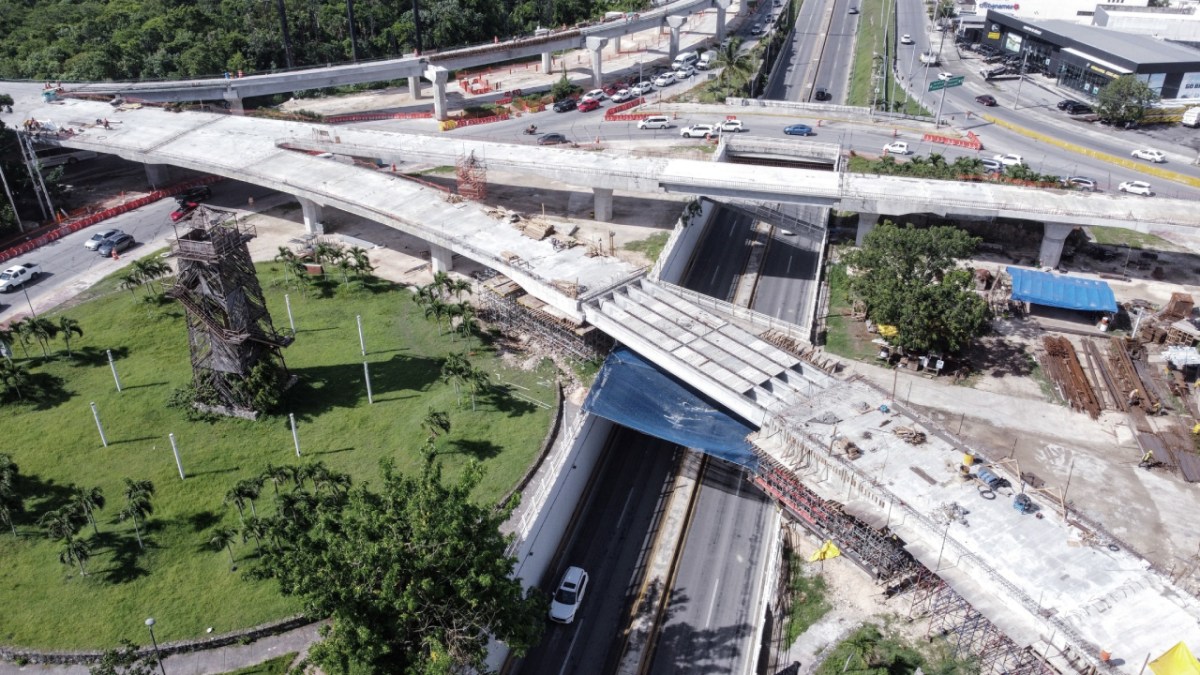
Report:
0,176,223,264
438,113,511,131
324,110,434,124
923,130,983,151
604,97,650,121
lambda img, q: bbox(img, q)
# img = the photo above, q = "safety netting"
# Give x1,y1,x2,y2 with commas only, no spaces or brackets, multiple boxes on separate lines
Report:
583,346,759,468
1007,266,1118,313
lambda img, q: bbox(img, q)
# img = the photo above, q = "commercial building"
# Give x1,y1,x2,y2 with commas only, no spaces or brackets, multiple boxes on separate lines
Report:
957,0,1148,24
979,12,1200,98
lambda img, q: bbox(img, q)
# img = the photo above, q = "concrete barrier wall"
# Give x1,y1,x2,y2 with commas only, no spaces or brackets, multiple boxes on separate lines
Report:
654,198,716,283
724,97,873,119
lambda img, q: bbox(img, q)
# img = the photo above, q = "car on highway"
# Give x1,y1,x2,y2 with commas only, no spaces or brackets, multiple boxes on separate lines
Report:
975,94,997,106
1119,180,1153,196
937,71,954,80
653,72,676,87
171,201,201,221
177,186,212,204
814,87,831,101
1063,102,1093,115
680,123,716,138
578,98,601,112
717,119,746,133
0,263,40,292
1061,176,1097,191
979,158,1003,174
537,133,570,145
882,141,910,155
993,153,1025,167
548,566,589,624
611,88,634,103
582,89,607,102
783,123,814,136
1056,99,1083,110
675,65,696,79
631,81,655,96
638,116,672,130
900,34,914,45
97,233,135,257
849,6,859,13
84,228,124,251
1131,148,1166,163
552,98,577,112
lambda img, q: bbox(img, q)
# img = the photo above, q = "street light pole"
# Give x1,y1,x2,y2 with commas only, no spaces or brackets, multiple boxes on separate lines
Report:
145,618,166,675
1012,48,1030,110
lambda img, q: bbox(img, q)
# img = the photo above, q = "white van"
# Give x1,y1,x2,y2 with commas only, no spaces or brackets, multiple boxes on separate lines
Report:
672,51,699,70
1183,107,1200,128
697,52,716,70
638,115,672,130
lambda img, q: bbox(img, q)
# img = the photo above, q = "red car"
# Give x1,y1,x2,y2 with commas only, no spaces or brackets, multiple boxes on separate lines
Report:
578,98,601,112
171,201,200,222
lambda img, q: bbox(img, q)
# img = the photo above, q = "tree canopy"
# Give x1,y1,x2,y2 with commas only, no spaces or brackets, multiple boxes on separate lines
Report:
254,453,544,674
1096,75,1159,125
842,222,989,354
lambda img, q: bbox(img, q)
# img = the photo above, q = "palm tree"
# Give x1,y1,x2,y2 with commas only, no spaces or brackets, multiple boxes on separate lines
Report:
23,317,58,358
132,258,171,297
421,408,451,445
118,270,144,299
467,366,490,411
313,468,350,496
56,317,83,357
39,506,82,543
441,352,471,407
348,246,374,278
424,297,449,332
335,256,354,284
11,319,33,359
0,453,19,489
449,278,472,300
239,478,262,517
120,478,155,549
69,485,105,536
241,515,267,545
0,489,22,537
59,537,91,576
209,526,238,567
456,303,478,344
274,246,298,286
0,359,31,401
432,271,452,300
714,38,754,87
261,463,293,496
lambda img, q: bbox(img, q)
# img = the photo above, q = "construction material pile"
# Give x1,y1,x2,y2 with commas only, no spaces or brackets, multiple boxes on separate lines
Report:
1040,336,1102,419
893,426,926,445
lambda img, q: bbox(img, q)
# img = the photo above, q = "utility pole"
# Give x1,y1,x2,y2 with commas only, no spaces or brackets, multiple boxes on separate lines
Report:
275,0,295,69
935,77,949,127
1012,49,1031,110
346,0,359,62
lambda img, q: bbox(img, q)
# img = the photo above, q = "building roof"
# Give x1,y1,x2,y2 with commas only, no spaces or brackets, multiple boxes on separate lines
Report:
993,12,1200,64
1007,266,1118,312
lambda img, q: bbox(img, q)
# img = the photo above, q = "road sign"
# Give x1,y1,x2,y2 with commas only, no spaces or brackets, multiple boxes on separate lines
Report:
928,76,964,92
929,80,944,92
947,76,965,87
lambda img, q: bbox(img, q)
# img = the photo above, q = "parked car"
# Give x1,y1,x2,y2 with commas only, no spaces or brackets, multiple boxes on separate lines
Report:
578,98,601,112
975,94,997,106
638,116,672,130
814,87,831,101
171,201,201,221
1064,102,1093,115
900,34,914,45
84,228,124,251
0,263,40,292
97,233,135,257
993,153,1025,167
1056,99,1082,110
582,89,608,102
548,566,589,624
177,186,212,204
611,89,634,103
552,98,577,112
1131,148,1166,163
849,6,859,13
882,141,910,155
1119,180,1153,196
537,133,570,146
631,81,655,96
716,119,746,133
1061,176,1096,191
653,72,676,87
675,65,696,79
680,123,716,138
784,123,814,136
979,158,1003,174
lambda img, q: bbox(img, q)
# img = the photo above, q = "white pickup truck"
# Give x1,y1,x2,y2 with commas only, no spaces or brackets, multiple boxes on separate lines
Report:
0,263,41,292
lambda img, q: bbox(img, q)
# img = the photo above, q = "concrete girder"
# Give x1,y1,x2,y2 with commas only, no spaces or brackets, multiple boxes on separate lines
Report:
856,212,878,247
594,187,614,222
586,37,609,88
408,75,422,100
715,0,732,42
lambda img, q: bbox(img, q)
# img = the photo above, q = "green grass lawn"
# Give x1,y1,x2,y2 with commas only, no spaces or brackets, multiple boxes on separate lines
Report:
846,0,928,115
0,261,554,649
782,549,831,645
822,264,879,361
1087,226,1178,251
624,231,671,262
223,653,297,675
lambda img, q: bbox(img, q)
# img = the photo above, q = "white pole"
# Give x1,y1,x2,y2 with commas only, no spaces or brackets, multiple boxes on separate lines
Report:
90,402,108,447
363,361,374,404
284,294,296,334
107,349,122,392
1012,49,1030,110
356,314,366,356
289,412,301,457
169,432,185,480
935,81,948,127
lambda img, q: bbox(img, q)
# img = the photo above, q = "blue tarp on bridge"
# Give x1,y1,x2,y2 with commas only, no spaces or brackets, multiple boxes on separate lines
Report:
1007,266,1118,313
583,347,758,469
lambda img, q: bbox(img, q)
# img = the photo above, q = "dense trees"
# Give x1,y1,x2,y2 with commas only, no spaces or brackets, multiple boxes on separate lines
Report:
1097,75,1159,126
843,222,989,354
254,455,545,674
0,0,634,82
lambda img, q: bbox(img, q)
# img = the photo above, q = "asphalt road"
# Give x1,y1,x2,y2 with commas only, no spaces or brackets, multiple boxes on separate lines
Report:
516,428,680,675
647,457,773,675
750,205,824,332
678,205,754,301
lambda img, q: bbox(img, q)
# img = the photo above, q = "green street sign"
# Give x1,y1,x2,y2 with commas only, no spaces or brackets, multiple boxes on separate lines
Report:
928,76,964,92
929,80,945,92
947,75,965,87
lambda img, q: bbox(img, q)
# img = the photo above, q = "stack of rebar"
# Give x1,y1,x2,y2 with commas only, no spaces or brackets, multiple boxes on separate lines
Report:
1041,336,1102,419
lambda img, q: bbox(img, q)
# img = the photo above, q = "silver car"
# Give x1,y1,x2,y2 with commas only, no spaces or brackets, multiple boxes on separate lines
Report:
84,229,123,251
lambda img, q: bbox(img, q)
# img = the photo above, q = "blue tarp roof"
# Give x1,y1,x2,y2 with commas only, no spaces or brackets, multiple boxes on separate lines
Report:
583,346,758,469
1007,266,1118,313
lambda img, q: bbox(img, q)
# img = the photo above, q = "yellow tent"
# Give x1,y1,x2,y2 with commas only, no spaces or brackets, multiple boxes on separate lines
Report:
808,540,841,562
1150,643,1200,675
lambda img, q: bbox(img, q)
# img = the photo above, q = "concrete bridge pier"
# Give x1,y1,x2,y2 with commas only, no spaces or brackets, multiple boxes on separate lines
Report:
145,163,172,190
855,212,877,247
613,36,622,54
222,90,245,116
667,16,687,61
1039,223,1075,269
296,196,325,235
430,243,454,273
408,75,422,100
586,37,609,88
425,66,450,120
594,187,614,222
542,52,552,72
715,0,732,42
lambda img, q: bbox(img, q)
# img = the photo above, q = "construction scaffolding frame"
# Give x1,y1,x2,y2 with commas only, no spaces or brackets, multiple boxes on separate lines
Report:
456,150,487,200
478,276,611,366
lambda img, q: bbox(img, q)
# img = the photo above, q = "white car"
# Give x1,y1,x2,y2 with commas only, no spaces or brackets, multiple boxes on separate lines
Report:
582,89,608,102
680,123,716,138
716,119,746,133
675,65,696,79
993,153,1025,167
1119,180,1153,196
937,71,954,81
1131,148,1166,163
610,88,633,103
653,72,677,87
882,141,910,155
630,81,655,96
548,566,589,624
900,34,914,45
84,228,123,251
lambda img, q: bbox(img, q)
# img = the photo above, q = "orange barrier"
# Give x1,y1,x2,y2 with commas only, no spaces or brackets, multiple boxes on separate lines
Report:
922,132,983,151
325,110,434,124
605,113,652,122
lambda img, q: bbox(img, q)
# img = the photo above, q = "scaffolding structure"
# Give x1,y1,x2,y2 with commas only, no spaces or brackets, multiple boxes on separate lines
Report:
456,150,487,200
478,275,610,364
167,207,293,417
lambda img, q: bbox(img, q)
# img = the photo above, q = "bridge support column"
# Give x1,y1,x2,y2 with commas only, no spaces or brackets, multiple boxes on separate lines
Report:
667,16,687,61
613,36,622,54
430,243,454,273
541,52,552,72
1039,223,1075,270
144,163,172,190
424,66,450,120
715,0,732,42
297,196,325,235
593,187,614,222
222,91,245,116
408,75,422,100
855,212,877,247
586,37,609,88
